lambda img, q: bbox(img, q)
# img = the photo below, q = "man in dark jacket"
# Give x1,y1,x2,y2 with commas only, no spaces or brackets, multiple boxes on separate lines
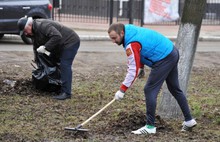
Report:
17,17,80,100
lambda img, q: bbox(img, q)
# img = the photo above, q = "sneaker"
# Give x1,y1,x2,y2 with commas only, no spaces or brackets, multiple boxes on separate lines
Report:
181,119,197,131
131,125,156,135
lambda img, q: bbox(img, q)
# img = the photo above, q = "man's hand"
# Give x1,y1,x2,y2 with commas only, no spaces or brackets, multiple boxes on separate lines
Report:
37,45,50,56
137,67,145,78
114,90,125,100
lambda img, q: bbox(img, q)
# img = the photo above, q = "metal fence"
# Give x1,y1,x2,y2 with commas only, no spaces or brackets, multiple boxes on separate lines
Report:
52,0,111,24
204,0,220,24
52,0,220,26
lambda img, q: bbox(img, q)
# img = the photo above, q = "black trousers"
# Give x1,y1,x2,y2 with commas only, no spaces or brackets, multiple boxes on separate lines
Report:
60,41,80,95
144,47,193,126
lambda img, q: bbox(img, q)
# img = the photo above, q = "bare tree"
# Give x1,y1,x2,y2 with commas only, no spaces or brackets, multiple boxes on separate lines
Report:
158,0,207,118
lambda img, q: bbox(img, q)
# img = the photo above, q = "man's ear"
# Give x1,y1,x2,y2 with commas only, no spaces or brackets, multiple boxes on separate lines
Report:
120,30,124,36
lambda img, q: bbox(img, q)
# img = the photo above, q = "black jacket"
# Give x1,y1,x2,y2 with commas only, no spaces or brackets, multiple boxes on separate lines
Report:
32,19,80,59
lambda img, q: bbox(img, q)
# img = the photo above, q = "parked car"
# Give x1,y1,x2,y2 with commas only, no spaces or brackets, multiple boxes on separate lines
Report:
0,0,53,44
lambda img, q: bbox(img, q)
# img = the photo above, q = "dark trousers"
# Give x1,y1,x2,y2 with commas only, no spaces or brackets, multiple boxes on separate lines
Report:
144,47,192,126
60,41,80,95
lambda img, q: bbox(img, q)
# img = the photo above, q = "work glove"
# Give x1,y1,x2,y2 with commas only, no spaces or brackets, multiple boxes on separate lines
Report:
137,67,145,78
114,90,125,100
37,45,50,56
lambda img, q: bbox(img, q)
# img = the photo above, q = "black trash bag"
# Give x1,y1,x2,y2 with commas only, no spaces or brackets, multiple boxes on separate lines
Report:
32,53,61,92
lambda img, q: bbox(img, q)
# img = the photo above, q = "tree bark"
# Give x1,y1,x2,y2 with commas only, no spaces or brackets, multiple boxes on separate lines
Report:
158,0,207,119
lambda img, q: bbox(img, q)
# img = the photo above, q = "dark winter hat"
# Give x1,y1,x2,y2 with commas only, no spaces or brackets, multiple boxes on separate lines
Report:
17,16,28,35
17,16,33,35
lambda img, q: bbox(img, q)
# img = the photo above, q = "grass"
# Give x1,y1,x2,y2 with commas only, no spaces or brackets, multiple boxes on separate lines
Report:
0,65,220,142
188,68,220,126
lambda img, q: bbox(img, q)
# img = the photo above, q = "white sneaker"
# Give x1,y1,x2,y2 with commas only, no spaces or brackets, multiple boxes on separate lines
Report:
181,119,197,131
131,125,156,135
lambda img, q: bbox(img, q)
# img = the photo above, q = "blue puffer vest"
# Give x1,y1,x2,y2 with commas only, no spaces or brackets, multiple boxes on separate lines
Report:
124,24,173,67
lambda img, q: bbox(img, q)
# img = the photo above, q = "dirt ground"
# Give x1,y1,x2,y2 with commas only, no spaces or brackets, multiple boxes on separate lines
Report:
0,51,220,142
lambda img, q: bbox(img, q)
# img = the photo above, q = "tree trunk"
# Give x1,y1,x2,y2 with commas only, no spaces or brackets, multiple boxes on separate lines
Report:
158,0,207,119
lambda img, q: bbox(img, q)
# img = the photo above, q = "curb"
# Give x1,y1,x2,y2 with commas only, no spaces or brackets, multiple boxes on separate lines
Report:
2,34,220,42
198,36,220,42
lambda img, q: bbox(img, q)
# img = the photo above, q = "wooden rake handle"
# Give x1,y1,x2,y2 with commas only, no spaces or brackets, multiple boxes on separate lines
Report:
80,98,116,127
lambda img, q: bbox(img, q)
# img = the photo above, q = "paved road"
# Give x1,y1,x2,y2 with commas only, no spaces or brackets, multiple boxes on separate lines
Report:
0,40,220,52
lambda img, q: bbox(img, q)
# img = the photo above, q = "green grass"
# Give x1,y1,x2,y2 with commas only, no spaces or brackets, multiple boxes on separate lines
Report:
186,69,220,130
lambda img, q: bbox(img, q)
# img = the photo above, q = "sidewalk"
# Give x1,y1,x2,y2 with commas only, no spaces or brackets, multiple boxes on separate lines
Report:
62,22,220,41
3,22,220,41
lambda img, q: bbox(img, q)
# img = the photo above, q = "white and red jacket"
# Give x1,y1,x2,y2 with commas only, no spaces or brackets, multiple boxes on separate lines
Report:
120,24,173,93
120,42,144,92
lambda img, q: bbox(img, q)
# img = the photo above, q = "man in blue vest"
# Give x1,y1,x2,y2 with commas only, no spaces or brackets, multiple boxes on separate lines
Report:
108,23,197,134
